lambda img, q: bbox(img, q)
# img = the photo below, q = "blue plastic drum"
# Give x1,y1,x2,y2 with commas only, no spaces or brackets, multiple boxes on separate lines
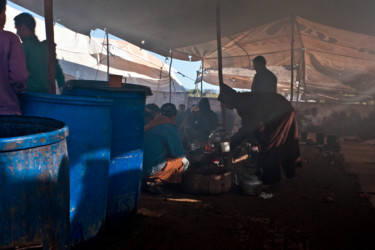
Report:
19,93,113,245
0,115,69,249
63,80,151,221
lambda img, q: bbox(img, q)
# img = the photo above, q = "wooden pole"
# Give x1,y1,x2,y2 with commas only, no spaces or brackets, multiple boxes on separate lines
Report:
44,0,56,94
200,60,204,98
106,29,110,81
169,51,173,103
294,16,307,103
216,0,226,129
302,48,306,101
290,14,295,102
295,49,303,110
296,48,306,104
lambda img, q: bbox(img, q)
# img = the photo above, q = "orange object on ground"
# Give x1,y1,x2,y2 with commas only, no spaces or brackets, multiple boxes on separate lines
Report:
148,157,185,184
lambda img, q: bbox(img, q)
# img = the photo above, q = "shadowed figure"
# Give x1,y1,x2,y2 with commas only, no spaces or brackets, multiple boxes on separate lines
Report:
219,83,301,185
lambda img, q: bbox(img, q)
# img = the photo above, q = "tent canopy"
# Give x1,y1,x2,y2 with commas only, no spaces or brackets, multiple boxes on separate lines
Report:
10,0,375,101
181,16,375,101
10,0,375,59
5,4,188,105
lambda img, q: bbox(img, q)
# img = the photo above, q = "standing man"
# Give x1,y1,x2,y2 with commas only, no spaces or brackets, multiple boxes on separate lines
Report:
0,0,28,115
251,55,277,93
14,13,65,93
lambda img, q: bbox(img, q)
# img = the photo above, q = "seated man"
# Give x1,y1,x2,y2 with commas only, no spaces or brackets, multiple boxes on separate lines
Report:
179,105,200,147
143,103,189,190
144,103,160,125
179,99,219,147
196,98,219,141
175,104,186,129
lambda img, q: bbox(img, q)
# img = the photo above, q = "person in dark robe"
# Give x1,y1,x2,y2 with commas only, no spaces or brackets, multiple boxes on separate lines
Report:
196,98,219,141
175,104,186,129
179,105,200,146
251,55,277,93
218,83,301,185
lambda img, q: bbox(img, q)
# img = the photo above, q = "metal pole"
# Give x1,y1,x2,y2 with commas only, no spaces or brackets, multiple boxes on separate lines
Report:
169,51,173,103
201,60,204,98
106,29,110,81
296,48,305,105
216,0,226,129
290,14,295,102
44,0,56,94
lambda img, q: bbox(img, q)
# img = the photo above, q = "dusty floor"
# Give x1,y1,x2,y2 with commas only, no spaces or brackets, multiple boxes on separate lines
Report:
81,142,375,250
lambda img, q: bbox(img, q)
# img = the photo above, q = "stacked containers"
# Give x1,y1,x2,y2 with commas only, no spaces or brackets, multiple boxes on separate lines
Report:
63,80,151,221
19,93,112,245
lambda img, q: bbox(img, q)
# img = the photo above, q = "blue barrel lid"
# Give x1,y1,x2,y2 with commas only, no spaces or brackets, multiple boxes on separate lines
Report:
64,80,152,96
20,92,113,107
0,115,69,151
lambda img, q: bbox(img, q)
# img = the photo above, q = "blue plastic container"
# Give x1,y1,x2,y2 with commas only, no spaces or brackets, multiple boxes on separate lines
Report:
19,93,113,245
0,115,69,249
63,80,151,221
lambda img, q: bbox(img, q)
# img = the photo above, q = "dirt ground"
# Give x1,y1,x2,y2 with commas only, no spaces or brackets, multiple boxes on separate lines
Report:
83,143,375,250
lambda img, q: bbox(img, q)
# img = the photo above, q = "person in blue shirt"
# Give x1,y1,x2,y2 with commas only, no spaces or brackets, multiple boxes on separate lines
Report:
143,103,189,188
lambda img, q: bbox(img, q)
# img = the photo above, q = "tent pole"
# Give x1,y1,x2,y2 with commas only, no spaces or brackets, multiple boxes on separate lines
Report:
296,49,304,109
290,14,295,102
294,16,307,103
200,60,204,98
106,29,110,81
44,0,56,94
169,50,173,103
195,70,200,97
216,0,226,129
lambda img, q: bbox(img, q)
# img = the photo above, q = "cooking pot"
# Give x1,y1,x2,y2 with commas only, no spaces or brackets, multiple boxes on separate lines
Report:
208,125,230,145
239,175,263,196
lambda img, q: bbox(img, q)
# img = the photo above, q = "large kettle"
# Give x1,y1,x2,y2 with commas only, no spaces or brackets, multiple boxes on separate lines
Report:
239,174,263,196
208,125,230,146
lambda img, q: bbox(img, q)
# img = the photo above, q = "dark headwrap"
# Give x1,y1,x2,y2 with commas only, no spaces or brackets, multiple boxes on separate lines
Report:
161,103,177,118
198,98,210,112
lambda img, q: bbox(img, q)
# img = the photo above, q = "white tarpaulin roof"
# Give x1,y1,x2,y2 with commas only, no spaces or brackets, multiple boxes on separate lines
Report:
10,0,375,58
180,16,375,101
5,5,188,105
9,0,375,100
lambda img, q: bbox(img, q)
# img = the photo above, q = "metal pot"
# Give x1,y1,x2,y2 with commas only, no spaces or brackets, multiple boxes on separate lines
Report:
239,175,263,196
208,125,230,145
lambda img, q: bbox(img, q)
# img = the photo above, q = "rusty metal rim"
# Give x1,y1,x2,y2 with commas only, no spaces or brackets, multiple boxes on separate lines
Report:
0,116,69,152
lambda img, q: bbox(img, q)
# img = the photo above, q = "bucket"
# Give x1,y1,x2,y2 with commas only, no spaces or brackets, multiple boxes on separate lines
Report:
0,115,69,249
19,93,113,245
63,80,151,221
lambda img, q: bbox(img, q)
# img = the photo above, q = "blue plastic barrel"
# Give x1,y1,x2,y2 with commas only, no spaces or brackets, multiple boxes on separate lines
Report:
19,93,113,245
0,115,69,249
63,80,151,221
